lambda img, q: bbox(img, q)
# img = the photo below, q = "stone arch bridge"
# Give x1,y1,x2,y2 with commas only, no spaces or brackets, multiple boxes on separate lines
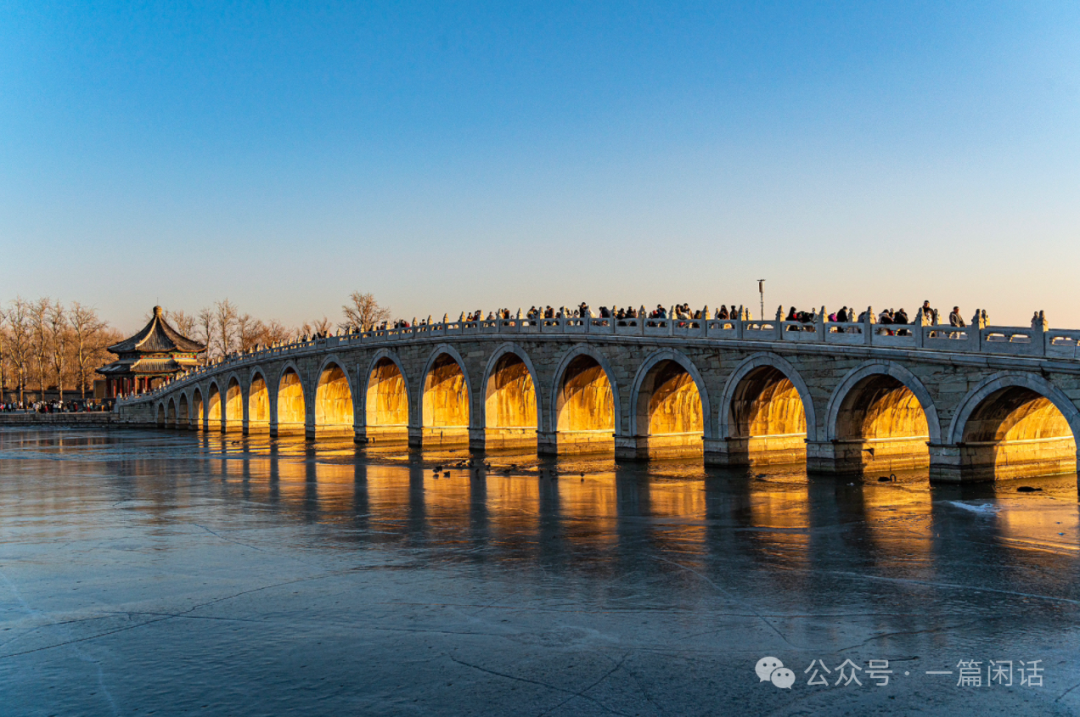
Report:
119,314,1080,483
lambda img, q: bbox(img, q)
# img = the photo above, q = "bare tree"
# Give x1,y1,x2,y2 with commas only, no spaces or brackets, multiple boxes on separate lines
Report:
7,298,32,404
29,297,51,397
341,291,391,331
0,308,7,402
303,317,334,338
197,307,216,360
166,309,197,339
236,314,262,352
69,302,108,399
47,300,67,402
258,319,292,346
214,299,238,357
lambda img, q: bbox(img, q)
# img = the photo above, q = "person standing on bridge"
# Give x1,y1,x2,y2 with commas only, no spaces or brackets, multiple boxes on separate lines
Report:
895,308,910,335
920,300,936,325
948,306,966,338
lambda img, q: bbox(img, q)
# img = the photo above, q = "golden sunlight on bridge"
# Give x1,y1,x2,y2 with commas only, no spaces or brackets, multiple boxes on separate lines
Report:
367,358,409,442
422,354,470,446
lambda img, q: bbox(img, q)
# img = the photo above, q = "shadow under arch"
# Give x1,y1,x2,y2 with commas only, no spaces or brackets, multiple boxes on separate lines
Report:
362,349,410,444
276,362,307,435
946,372,1080,481
166,397,176,428
178,392,190,427
822,361,941,475
628,349,710,459
156,402,166,427
315,355,355,435
549,345,620,455
419,344,472,448
481,343,539,450
718,352,814,466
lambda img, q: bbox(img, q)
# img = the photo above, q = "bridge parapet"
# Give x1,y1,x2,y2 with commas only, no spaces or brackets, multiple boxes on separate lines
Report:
133,316,1080,404
128,314,1080,405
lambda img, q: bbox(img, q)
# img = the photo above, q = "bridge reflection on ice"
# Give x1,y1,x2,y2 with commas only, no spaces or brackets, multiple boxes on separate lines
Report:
122,429,1076,577
2,426,1079,636
196,434,907,568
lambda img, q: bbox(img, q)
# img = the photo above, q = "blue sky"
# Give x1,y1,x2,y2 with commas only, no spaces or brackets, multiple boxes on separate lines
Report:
2,1,1078,331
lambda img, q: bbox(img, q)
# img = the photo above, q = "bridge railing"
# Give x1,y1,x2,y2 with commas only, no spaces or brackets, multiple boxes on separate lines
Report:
126,315,1080,406
1047,330,1080,359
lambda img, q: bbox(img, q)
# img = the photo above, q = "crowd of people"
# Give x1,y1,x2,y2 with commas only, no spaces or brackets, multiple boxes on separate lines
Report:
459,303,752,324
436,301,1001,333
290,302,1053,340
0,398,104,413
777,301,999,337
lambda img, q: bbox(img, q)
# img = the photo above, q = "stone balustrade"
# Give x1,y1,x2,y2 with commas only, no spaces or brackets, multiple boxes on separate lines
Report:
125,314,1080,406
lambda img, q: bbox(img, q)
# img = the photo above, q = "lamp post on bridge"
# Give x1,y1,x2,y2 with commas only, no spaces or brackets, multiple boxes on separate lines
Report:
757,279,765,322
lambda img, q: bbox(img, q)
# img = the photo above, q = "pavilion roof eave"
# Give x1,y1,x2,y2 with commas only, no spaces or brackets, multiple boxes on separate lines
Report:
97,356,201,376
108,307,206,355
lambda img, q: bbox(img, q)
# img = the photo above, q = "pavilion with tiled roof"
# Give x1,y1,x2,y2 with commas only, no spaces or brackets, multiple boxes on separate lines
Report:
97,306,205,397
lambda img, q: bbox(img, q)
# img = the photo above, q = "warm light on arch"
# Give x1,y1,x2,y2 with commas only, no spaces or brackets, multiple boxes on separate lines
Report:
484,352,537,449
960,386,1077,480
277,369,306,430
555,353,615,454
225,378,243,429
423,354,469,428
726,365,807,466
207,384,222,428
315,363,354,431
249,374,270,426
638,358,703,458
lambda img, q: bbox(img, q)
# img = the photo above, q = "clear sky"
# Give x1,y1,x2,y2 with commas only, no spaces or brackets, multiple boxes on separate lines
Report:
2,1,1078,333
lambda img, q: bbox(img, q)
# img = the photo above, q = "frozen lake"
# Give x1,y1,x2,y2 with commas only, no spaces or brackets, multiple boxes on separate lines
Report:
1,427,1078,715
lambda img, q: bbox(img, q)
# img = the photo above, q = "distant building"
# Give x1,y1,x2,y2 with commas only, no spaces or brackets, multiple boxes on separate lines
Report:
97,307,205,397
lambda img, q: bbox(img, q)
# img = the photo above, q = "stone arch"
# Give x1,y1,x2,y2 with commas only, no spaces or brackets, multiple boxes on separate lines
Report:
276,362,306,433
947,372,1080,481
315,356,355,433
823,361,940,474
157,402,166,427
167,397,177,427
827,362,941,443
224,373,243,430
550,345,620,454
718,352,814,466
481,343,539,449
363,349,410,442
178,393,189,426
248,369,270,428
207,381,223,430
629,349,710,458
420,344,472,447
192,388,205,428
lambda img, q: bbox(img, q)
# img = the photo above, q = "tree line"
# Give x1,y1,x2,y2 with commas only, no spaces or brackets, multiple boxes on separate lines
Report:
165,291,392,360
0,298,122,403
0,291,392,403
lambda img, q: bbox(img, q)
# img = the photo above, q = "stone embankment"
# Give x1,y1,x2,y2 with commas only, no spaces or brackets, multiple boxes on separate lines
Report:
0,413,116,426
